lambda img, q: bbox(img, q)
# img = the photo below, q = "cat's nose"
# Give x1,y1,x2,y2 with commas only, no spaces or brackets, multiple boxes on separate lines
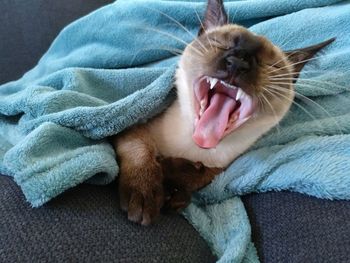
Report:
224,54,250,74
222,34,261,77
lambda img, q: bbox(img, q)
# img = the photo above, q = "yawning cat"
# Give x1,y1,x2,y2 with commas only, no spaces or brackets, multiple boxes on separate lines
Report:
113,0,334,225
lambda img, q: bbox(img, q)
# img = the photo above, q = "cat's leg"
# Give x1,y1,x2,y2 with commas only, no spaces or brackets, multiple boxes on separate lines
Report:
113,125,164,226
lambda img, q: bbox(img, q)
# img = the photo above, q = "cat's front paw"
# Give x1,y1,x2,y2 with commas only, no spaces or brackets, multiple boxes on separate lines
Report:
118,164,164,226
163,188,191,212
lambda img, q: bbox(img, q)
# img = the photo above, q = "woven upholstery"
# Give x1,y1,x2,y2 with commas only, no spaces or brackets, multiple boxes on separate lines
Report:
243,192,350,263
0,175,216,262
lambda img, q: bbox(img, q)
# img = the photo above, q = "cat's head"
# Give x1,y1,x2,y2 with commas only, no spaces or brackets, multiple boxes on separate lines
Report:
176,0,334,148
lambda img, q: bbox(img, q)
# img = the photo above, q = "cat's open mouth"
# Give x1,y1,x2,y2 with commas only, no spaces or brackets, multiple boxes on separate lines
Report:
193,76,258,148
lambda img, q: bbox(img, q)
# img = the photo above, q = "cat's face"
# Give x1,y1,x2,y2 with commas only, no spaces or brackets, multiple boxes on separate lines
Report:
176,0,333,149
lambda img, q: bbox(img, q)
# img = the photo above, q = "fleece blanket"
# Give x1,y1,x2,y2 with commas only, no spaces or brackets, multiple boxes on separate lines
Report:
1,0,350,262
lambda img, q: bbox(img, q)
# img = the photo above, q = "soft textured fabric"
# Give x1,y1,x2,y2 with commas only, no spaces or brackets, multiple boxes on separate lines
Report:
242,191,350,263
0,175,216,262
1,0,350,262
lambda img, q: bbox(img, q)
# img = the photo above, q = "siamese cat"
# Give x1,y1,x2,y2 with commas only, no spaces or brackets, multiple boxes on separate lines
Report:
113,0,335,225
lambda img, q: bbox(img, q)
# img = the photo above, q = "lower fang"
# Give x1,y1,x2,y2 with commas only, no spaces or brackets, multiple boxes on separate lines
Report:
210,78,218,89
241,116,251,123
230,114,238,123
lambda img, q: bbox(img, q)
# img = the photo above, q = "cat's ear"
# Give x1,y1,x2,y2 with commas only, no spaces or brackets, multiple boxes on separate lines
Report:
284,38,335,81
198,0,228,36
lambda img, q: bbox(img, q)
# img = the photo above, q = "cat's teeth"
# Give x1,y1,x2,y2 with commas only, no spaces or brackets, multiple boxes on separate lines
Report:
220,80,236,90
220,80,227,87
200,99,206,108
230,113,239,123
209,78,218,89
236,88,243,101
228,84,237,89
241,116,251,123
205,76,238,90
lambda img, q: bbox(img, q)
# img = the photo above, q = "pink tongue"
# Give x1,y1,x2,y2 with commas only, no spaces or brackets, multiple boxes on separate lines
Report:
193,93,237,148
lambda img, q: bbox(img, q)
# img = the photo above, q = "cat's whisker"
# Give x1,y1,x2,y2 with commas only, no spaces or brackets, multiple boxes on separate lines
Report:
270,83,349,116
226,6,230,24
263,86,291,96
151,46,183,55
257,96,264,110
268,57,317,74
270,81,350,97
230,6,239,22
267,85,344,134
277,31,300,50
133,25,204,56
266,51,298,69
269,81,343,92
264,86,326,131
269,81,350,103
213,32,218,53
270,69,341,78
267,50,349,74
259,92,281,134
273,28,303,50
270,71,348,79
145,7,209,53
129,46,183,66
193,7,213,50
269,77,350,90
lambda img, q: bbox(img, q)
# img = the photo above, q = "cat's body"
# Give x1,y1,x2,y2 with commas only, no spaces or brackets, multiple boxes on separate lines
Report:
113,0,334,225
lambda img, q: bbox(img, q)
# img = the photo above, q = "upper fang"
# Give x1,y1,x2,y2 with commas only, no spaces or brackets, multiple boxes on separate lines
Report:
236,88,243,100
210,78,218,89
200,99,206,109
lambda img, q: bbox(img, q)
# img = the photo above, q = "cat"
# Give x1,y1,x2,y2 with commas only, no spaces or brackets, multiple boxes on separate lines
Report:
113,0,334,225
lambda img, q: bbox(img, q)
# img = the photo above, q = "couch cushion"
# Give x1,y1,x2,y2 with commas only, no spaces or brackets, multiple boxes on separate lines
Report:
0,175,216,262
242,192,350,262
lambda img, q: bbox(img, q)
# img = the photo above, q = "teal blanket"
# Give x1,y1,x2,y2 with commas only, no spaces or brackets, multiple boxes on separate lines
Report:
1,0,350,262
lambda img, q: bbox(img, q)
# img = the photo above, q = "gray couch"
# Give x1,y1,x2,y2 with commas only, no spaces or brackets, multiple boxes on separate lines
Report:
1,1,350,262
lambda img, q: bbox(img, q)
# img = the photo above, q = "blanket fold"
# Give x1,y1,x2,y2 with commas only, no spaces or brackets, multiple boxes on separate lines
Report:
1,0,350,262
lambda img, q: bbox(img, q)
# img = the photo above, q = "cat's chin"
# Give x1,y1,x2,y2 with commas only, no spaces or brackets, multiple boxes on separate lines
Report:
192,75,258,149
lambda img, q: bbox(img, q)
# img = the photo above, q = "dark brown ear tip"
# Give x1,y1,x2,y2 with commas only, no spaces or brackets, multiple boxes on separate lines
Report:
310,37,336,52
283,37,337,79
322,37,336,46
198,0,228,36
